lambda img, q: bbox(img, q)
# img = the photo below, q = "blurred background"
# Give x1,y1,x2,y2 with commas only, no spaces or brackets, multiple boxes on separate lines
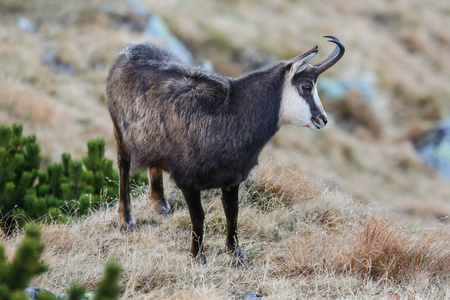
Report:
1,0,449,224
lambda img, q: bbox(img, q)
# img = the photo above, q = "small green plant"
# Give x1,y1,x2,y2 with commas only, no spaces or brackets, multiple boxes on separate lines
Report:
95,261,122,300
0,224,122,300
0,225,46,299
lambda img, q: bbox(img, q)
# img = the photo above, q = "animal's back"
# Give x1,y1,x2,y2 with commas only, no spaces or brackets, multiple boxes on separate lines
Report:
106,43,183,100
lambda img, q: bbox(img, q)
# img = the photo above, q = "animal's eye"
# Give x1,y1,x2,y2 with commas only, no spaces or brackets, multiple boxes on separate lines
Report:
301,85,312,92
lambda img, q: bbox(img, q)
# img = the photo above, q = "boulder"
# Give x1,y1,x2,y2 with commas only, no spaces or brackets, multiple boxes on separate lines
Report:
416,118,450,180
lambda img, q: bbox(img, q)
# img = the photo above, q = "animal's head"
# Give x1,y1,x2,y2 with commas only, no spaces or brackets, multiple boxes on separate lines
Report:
279,36,345,129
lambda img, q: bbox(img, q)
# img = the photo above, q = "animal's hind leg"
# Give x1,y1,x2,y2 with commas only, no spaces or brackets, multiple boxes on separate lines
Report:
221,184,247,265
148,167,171,214
118,154,136,231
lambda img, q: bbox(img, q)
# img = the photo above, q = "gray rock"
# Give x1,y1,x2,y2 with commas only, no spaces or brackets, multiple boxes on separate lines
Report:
25,284,67,299
144,14,194,65
126,0,194,65
24,285,39,299
17,16,36,33
104,0,196,65
319,73,375,102
416,118,450,180
102,2,147,32
242,291,265,299
42,50,75,75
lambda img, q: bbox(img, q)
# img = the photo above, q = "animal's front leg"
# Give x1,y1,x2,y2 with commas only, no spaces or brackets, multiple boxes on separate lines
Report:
117,154,136,231
181,188,206,264
221,184,247,265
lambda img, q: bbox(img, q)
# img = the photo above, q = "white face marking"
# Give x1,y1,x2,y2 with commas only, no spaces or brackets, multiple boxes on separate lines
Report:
279,75,312,127
279,77,327,129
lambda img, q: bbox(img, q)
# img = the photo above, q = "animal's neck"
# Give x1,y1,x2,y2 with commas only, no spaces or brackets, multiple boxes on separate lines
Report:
227,64,286,150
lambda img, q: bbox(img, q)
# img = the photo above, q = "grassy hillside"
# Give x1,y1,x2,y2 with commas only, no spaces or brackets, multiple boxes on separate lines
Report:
0,0,449,217
1,0,450,298
3,163,450,298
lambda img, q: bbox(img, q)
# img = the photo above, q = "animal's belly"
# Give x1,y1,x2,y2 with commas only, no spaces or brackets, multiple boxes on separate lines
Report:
170,160,256,191
199,171,245,190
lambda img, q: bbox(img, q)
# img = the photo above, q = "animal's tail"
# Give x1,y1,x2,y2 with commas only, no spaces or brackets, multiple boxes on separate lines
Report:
120,43,179,65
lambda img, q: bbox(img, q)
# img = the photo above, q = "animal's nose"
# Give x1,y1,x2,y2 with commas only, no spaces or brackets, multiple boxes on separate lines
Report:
311,115,328,129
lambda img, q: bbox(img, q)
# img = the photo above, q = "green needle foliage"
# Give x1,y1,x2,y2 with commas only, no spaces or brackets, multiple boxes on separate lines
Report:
0,123,41,230
0,123,146,232
0,225,47,300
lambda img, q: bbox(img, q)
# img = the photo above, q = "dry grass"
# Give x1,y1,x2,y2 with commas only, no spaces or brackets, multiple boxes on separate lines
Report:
2,163,450,299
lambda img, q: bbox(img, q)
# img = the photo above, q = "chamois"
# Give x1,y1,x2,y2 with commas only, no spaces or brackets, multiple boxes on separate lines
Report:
106,36,345,263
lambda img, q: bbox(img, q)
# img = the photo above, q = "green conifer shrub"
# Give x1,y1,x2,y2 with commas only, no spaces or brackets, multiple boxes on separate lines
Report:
0,123,146,231
0,123,41,230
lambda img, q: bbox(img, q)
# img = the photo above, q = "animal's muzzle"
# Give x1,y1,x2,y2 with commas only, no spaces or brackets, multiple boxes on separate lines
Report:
311,115,328,129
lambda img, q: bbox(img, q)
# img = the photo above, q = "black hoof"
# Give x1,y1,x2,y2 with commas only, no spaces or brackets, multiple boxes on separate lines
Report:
195,252,207,265
120,219,136,232
219,247,248,267
154,199,171,215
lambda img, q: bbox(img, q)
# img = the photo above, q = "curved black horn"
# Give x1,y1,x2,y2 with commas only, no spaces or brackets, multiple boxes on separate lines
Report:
313,36,345,76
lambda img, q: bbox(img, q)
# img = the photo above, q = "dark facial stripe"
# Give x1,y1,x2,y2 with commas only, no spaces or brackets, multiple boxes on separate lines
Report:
307,95,322,117
297,87,321,118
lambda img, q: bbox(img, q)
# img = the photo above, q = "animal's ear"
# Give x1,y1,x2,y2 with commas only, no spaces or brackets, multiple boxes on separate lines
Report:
289,46,318,76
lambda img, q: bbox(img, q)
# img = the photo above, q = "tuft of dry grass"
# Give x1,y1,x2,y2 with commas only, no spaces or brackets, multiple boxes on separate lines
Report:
343,216,450,282
279,213,450,283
